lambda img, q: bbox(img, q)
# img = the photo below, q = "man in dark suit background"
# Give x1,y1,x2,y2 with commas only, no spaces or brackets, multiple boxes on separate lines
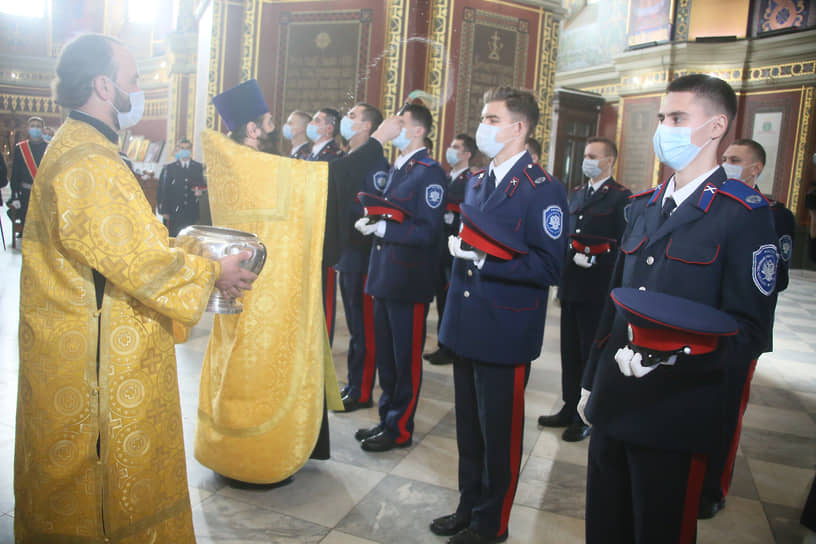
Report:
157,138,206,236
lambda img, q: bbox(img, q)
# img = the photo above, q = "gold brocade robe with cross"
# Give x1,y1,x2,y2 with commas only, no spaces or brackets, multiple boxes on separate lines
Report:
194,130,341,484
15,118,219,543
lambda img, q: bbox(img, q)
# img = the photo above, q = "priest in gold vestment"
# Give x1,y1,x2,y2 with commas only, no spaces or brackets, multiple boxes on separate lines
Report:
14,35,256,543
195,81,343,484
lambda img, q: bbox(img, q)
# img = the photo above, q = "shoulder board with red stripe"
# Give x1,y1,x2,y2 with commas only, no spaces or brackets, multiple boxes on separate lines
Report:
629,185,659,200
717,179,769,210
522,163,550,188
695,182,719,212
414,157,439,168
571,185,583,192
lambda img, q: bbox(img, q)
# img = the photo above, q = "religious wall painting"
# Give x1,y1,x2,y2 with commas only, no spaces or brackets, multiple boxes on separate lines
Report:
275,9,372,119
626,0,673,47
758,0,810,32
454,8,529,137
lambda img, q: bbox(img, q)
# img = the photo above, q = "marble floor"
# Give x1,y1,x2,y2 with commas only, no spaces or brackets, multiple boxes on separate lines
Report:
1,206,815,543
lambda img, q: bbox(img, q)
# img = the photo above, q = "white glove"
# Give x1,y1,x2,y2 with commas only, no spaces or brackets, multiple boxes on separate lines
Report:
615,346,677,378
577,388,591,426
354,217,385,237
448,235,486,266
573,253,593,268
443,211,455,225
9,200,20,209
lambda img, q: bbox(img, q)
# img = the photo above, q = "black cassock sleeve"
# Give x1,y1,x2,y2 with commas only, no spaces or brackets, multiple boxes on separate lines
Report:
323,138,385,267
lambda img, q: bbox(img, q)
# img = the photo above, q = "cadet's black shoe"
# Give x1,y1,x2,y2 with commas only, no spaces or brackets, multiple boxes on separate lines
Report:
424,347,453,365
340,394,373,412
447,527,508,544
354,425,383,442
561,422,591,442
537,411,571,427
697,497,726,519
360,431,411,452
430,513,470,536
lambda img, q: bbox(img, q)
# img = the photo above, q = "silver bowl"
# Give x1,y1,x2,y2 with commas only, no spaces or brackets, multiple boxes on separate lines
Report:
175,225,267,314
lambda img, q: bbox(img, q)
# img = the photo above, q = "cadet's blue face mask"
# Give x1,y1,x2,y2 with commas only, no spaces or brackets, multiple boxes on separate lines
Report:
652,117,716,172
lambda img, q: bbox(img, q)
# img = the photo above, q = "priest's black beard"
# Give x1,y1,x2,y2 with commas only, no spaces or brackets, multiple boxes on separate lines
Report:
260,129,280,155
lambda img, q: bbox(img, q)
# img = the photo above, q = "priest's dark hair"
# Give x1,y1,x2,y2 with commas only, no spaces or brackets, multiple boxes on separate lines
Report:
53,34,122,109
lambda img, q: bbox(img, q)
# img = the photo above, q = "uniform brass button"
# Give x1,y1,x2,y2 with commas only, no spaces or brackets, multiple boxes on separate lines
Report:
578,214,583,220
376,244,382,251
464,290,470,298
467,269,473,277
638,286,646,291
575,228,582,234
646,256,654,265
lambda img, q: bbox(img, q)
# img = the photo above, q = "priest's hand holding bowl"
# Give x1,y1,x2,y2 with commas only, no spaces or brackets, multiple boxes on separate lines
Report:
215,251,258,299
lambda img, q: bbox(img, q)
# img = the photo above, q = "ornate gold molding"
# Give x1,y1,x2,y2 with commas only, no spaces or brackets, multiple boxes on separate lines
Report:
206,0,227,130
426,0,450,156
240,0,261,82
380,0,407,116
535,11,559,165
0,94,59,115
789,85,813,211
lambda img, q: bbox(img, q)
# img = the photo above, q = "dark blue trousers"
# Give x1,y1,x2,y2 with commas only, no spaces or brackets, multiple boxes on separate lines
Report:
323,266,336,346
560,298,604,421
586,429,706,544
453,358,529,538
373,298,428,444
339,267,377,403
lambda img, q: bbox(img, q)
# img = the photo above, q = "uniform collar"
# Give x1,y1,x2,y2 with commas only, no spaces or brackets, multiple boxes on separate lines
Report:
310,138,331,158
394,146,426,171
489,150,527,185
68,109,118,144
449,166,469,181
588,175,611,193
662,165,719,209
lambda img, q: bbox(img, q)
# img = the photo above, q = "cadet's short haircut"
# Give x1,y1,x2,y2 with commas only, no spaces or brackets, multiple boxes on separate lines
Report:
178,138,192,146
53,34,121,109
290,111,312,125
525,137,542,158
731,138,766,166
28,116,44,127
402,103,433,135
455,133,477,157
587,137,617,160
483,86,539,138
356,103,383,132
666,74,737,135
317,108,341,137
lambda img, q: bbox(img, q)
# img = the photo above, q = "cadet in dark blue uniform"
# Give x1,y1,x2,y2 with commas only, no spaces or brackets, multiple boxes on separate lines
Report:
696,138,795,518
580,75,778,544
307,107,345,346
430,87,568,544
9,116,48,233
334,103,388,411
353,104,446,452
283,110,312,160
538,137,630,442
157,138,206,236
425,133,476,366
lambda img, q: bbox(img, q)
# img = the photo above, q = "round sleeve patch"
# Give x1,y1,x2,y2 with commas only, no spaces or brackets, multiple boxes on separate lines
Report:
373,171,388,192
752,244,778,296
426,184,444,209
543,205,564,239
778,234,792,262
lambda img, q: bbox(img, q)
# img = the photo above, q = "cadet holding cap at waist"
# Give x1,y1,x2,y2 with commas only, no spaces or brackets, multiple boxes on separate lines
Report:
538,136,630,443
430,86,568,544
352,103,447,453
580,74,779,544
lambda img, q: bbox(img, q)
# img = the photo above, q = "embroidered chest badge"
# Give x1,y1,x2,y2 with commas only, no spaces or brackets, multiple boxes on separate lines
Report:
752,244,778,296
543,205,563,239
426,184,444,208
373,171,388,192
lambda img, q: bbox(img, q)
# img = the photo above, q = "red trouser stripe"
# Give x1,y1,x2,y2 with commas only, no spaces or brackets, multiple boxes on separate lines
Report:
498,365,526,536
396,303,424,444
679,454,707,544
359,275,376,403
721,358,758,497
325,266,336,339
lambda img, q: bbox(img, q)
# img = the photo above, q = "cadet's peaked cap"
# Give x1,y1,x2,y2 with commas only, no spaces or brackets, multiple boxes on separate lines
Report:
357,192,412,223
569,234,617,256
212,79,269,132
610,287,739,356
459,203,528,261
